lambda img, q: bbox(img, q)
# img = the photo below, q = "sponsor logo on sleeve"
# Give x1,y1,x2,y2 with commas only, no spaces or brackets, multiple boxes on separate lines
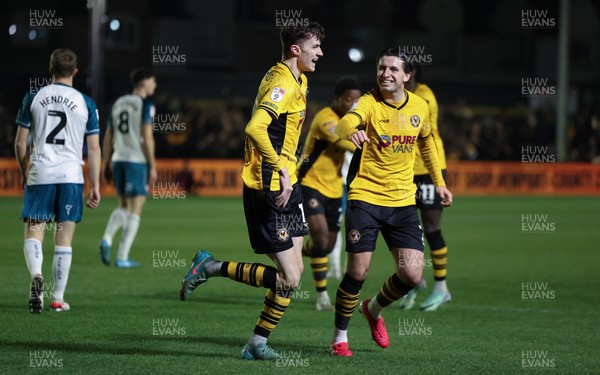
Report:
270,87,286,103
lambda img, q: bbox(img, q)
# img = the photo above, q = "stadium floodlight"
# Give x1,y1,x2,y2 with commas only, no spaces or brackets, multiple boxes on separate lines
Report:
348,47,364,63
8,24,16,35
109,19,120,31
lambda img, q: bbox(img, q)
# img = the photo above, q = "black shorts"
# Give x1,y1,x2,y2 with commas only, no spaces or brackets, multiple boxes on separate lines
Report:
243,184,308,254
415,170,447,210
345,200,424,253
301,185,342,232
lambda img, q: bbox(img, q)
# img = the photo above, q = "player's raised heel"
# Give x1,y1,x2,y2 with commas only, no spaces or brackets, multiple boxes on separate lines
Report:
420,289,452,311
327,265,342,280
99,240,111,266
50,301,70,312
316,293,334,311
179,250,215,301
115,259,140,268
29,275,44,314
331,342,353,357
359,299,389,348
398,279,426,310
241,343,281,360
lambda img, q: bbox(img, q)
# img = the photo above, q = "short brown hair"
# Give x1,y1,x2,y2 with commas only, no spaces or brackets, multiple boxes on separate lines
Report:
49,49,77,78
280,21,324,58
377,47,412,74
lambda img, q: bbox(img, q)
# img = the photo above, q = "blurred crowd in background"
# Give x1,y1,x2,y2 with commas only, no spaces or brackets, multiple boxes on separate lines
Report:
2,0,599,164
0,89,598,162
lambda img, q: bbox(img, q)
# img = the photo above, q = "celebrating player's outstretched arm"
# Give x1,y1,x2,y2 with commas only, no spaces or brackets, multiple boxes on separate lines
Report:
348,129,370,149
335,115,370,149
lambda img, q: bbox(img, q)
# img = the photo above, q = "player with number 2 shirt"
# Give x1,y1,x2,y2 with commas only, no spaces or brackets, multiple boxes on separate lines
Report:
15,48,101,313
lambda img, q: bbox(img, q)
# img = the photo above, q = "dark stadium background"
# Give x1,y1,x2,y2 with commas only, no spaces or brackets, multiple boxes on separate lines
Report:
1,0,598,162
1,2,599,373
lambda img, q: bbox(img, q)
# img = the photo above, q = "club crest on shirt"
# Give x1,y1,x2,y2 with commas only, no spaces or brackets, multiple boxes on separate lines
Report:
309,198,319,208
270,87,286,103
348,229,361,243
410,115,420,127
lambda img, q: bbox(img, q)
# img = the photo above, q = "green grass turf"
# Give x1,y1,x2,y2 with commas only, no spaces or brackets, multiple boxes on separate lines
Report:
0,195,599,374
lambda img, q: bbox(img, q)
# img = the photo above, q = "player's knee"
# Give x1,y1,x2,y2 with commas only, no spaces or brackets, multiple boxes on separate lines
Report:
424,229,445,250
325,239,336,254
424,222,441,233
400,272,422,288
421,211,442,232
347,268,368,282
276,272,301,290
283,276,301,290
311,234,329,255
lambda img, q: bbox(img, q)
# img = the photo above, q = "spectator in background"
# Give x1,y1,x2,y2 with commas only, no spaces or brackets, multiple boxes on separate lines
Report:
175,159,195,193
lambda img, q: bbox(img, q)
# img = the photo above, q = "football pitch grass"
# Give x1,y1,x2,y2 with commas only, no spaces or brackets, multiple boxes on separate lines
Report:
1,196,598,374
